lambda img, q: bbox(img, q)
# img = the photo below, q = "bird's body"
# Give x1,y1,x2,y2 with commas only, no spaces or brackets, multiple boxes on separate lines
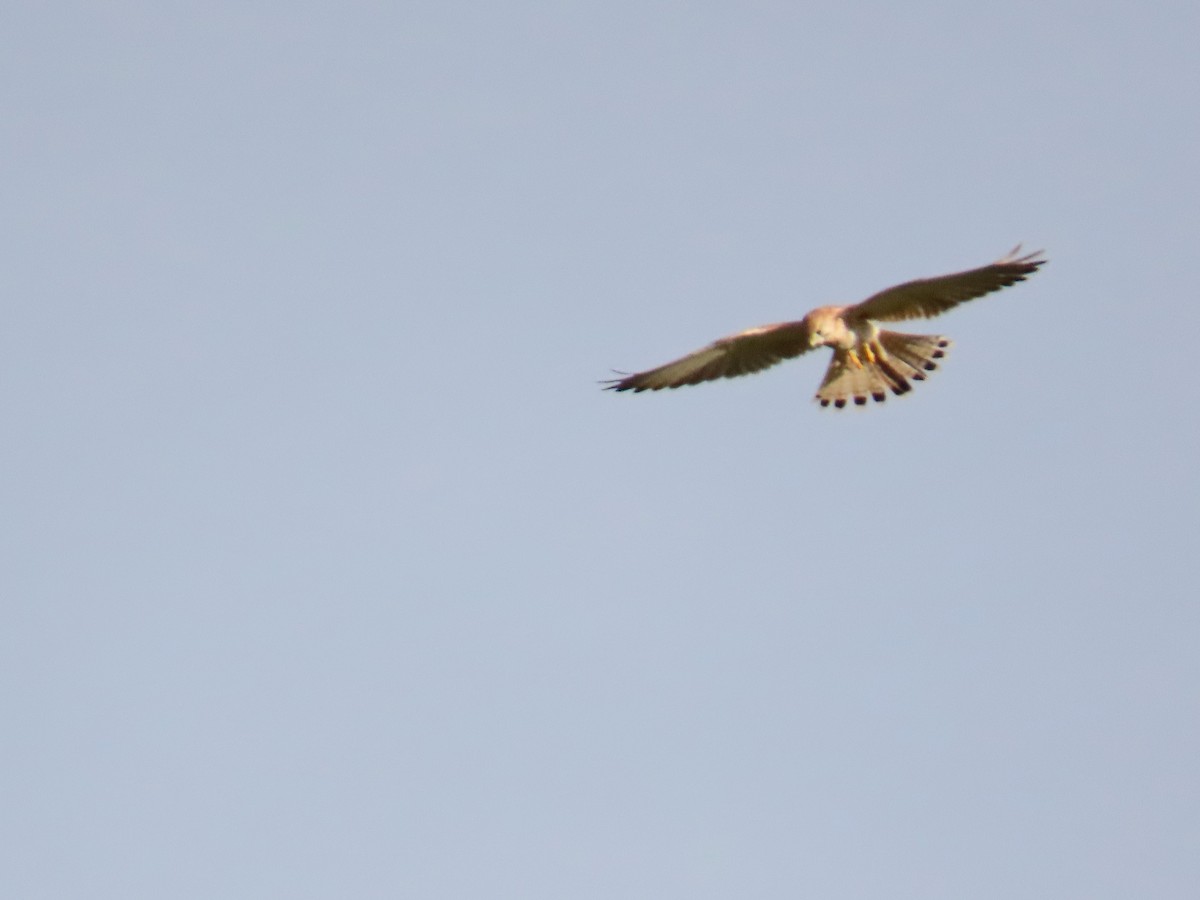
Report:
605,247,1046,408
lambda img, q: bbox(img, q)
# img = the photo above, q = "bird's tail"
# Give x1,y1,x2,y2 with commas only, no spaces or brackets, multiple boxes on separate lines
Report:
815,331,951,408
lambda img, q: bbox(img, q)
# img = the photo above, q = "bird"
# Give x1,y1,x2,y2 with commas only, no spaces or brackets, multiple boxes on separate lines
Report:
603,247,1046,408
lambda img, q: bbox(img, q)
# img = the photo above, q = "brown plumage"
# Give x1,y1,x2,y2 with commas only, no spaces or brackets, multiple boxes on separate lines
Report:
604,247,1046,408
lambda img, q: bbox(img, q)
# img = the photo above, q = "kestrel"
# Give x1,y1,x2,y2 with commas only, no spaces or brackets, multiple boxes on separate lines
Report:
604,247,1046,408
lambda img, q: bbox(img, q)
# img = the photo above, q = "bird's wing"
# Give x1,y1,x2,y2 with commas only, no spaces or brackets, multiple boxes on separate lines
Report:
604,320,812,392
845,247,1046,324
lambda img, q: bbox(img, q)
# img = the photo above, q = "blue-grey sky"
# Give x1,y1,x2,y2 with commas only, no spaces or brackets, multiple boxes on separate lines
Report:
4,3,1198,898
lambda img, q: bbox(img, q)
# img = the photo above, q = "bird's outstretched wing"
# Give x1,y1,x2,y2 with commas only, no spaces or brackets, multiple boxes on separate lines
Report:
846,247,1046,324
604,320,812,392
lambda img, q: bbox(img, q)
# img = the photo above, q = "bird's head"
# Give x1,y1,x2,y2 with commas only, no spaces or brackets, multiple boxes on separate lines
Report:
803,307,840,349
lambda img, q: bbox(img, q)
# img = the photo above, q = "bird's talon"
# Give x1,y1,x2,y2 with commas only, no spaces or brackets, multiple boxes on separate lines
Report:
848,350,863,370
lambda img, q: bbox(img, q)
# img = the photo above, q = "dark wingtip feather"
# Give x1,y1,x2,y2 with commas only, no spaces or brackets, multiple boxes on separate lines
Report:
601,370,633,391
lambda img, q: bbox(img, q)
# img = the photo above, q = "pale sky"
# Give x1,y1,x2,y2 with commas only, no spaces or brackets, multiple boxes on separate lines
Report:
4,3,1198,898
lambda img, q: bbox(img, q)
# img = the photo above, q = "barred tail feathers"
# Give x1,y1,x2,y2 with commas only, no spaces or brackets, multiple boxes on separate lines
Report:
878,331,951,380
815,331,951,409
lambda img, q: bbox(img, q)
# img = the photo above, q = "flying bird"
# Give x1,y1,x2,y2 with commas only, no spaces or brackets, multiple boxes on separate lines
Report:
604,247,1046,408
